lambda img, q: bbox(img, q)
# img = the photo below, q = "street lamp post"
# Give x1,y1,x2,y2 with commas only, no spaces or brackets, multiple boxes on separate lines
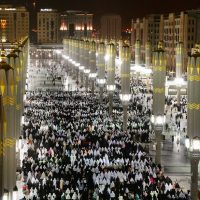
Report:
97,42,106,102
106,43,116,117
152,41,166,165
186,44,200,200
119,44,131,132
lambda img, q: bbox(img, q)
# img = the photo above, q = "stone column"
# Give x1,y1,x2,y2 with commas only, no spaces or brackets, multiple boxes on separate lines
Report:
67,39,71,76
120,45,131,132
0,95,4,200
135,39,141,66
21,38,29,116
106,43,116,116
89,41,97,95
190,158,199,200
0,49,16,198
6,49,20,192
69,39,73,76
145,41,151,68
155,130,162,164
13,45,23,120
15,39,29,186
71,39,75,78
136,18,140,41
152,41,166,164
119,39,123,62
187,47,200,200
79,40,84,86
6,50,18,137
135,39,141,82
97,42,106,102
175,42,184,105
63,38,69,73
75,39,79,83
84,40,90,92
72,39,77,79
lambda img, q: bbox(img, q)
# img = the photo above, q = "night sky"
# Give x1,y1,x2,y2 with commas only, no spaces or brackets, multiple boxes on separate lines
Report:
1,0,200,29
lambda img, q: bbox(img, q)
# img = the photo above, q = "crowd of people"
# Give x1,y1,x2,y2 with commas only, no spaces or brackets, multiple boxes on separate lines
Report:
27,59,65,91
19,57,190,200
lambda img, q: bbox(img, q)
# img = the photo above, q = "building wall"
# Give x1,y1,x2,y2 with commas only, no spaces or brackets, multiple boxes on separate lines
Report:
196,15,200,42
0,5,29,42
131,10,200,72
37,10,59,44
60,11,93,40
100,15,121,40
131,15,160,62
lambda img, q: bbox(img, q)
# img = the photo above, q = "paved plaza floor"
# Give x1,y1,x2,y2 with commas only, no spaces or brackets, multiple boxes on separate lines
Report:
150,138,200,192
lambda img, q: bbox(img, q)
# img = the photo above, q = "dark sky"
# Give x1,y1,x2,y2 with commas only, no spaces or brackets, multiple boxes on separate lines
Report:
1,0,200,29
